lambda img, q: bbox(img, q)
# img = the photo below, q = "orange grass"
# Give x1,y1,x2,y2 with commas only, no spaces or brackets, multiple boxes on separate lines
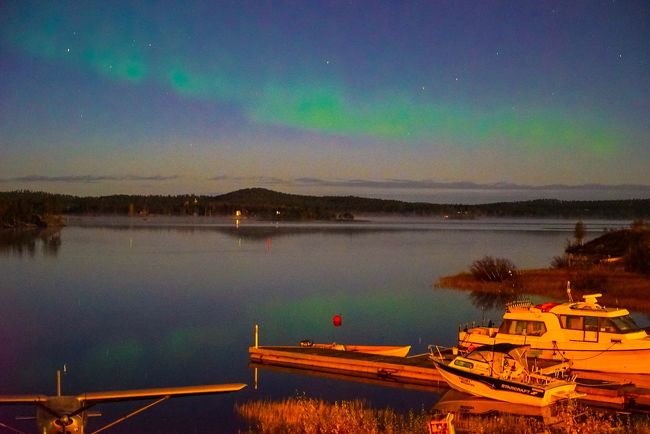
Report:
235,394,428,433
235,396,650,433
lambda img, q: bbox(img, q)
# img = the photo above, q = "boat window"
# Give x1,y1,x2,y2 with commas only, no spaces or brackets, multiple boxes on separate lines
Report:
560,315,584,330
454,359,474,369
497,319,546,336
498,319,513,334
599,318,618,333
526,321,547,336
610,315,641,333
515,321,527,335
585,316,599,332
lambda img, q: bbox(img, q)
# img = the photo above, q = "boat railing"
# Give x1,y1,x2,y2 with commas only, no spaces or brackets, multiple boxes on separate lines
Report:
525,370,576,386
428,345,458,362
458,319,496,333
505,299,533,312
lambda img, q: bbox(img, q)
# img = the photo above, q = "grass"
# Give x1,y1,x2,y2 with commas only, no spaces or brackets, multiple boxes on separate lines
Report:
436,267,650,312
235,395,650,433
236,394,428,433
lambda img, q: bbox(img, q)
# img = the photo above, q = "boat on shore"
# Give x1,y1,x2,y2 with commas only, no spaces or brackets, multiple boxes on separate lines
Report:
458,293,650,374
299,341,411,357
432,343,581,407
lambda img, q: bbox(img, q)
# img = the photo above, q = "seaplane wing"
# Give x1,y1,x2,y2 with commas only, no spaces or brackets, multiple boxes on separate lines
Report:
76,383,247,403
0,394,49,404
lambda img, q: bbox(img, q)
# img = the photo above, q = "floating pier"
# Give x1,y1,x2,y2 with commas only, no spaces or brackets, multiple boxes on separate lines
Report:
249,345,650,412
250,345,443,387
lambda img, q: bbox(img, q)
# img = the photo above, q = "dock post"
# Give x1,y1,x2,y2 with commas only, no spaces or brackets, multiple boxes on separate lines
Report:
255,324,259,349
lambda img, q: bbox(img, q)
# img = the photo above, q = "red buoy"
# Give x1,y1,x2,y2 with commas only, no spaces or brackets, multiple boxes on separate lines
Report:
332,314,342,327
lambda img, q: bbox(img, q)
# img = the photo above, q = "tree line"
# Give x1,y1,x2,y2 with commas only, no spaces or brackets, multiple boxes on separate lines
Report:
2,188,650,227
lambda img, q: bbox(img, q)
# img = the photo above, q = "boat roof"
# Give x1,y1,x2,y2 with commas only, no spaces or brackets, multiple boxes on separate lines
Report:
506,294,630,317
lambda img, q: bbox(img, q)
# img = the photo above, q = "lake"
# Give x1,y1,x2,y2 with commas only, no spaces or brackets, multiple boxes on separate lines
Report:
0,217,637,432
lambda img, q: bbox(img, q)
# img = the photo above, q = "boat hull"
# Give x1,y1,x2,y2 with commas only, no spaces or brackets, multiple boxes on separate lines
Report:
307,344,411,357
459,330,650,374
433,360,577,407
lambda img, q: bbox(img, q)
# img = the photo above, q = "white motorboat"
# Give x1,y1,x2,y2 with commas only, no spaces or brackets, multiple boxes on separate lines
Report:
458,293,650,374
432,344,580,407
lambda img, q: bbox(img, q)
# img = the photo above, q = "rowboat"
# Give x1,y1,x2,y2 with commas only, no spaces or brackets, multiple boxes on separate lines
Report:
432,344,581,407
300,341,411,357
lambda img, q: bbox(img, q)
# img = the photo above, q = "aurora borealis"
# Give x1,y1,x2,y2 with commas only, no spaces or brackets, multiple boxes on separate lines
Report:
1,1,648,201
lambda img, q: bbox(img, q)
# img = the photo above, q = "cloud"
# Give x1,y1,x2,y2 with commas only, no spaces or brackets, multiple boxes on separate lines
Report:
1,175,180,183
208,175,287,186
211,175,650,192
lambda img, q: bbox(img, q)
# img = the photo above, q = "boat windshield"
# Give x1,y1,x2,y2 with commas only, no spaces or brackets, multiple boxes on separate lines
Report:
609,315,641,333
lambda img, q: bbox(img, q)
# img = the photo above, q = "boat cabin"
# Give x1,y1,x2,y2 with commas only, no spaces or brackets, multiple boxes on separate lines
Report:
496,294,647,343
453,343,528,379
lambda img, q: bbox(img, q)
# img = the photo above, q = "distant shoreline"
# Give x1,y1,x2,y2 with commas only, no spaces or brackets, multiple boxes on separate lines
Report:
2,189,650,228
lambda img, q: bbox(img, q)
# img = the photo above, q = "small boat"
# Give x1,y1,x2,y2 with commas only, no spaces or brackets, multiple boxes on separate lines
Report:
432,344,581,407
299,340,411,357
458,293,650,374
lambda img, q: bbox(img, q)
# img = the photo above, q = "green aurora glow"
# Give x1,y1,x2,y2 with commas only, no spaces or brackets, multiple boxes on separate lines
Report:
0,2,630,154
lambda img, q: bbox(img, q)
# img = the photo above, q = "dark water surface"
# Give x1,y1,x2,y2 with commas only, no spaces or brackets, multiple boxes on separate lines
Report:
0,217,632,432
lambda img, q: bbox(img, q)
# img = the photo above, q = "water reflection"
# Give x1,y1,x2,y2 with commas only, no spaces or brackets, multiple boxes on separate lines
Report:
0,228,62,257
65,219,436,241
250,362,447,395
468,289,519,312
433,389,647,432
434,389,560,426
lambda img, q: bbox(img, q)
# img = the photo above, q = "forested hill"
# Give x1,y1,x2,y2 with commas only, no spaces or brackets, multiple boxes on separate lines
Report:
2,188,650,227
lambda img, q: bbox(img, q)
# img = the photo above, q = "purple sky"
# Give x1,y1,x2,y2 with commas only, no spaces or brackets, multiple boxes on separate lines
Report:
1,1,649,202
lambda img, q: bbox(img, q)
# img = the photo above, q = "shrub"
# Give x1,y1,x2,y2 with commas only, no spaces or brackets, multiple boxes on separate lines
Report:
551,255,569,269
470,256,517,282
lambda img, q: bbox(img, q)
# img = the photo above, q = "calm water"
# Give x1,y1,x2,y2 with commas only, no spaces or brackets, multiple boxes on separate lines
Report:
0,217,634,432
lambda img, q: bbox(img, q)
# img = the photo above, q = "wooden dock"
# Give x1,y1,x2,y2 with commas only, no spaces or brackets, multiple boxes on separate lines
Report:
249,345,650,412
250,345,445,387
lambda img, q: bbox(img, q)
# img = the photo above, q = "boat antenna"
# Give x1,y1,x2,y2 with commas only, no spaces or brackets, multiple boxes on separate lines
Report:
566,281,573,302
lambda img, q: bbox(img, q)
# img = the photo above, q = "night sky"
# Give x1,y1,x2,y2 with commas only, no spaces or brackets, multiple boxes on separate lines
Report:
1,1,649,202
